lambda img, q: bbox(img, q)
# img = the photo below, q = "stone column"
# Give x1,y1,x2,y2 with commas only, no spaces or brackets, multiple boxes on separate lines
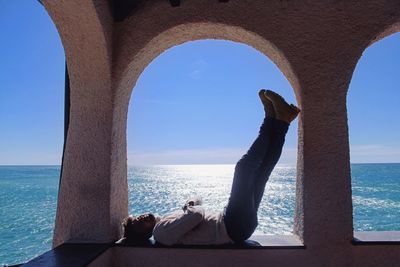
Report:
293,49,357,250
42,0,124,247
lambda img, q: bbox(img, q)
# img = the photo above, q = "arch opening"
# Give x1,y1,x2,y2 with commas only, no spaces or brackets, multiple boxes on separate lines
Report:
0,1,65,265
126,39,299,236
115,23,300,108
348,31,400,234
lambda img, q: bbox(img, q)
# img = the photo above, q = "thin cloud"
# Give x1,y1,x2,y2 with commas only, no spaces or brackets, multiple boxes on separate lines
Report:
128,147,297,165
350,144,400,163
189,59,207,80
0,152,62,165
278,147,298,165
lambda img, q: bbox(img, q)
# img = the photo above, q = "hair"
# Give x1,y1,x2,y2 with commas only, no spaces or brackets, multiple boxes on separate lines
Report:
122,216,153,242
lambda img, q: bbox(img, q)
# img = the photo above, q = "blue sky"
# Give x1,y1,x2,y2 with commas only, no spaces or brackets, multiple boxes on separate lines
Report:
0,1,399,165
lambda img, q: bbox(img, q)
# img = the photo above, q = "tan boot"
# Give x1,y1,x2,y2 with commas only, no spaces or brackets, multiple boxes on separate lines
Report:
265,90,300,123
258,89,275,118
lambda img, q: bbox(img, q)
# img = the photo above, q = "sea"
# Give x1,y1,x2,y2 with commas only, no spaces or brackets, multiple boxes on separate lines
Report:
0,164,399,265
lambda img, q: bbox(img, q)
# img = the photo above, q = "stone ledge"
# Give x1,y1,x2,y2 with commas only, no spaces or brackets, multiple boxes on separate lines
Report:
21,243,112,267
353,231,400,245
19,235,304,266
116,234,305,249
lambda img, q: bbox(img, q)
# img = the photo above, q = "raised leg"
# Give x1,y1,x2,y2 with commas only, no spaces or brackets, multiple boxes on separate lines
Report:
253,119,289,210
224,116,275,242
224,90,299,243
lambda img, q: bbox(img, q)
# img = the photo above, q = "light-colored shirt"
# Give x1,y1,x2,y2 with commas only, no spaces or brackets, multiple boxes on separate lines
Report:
152,205,233,246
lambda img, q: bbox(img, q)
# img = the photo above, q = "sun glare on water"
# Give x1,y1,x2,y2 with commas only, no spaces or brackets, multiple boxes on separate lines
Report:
128,164,296,234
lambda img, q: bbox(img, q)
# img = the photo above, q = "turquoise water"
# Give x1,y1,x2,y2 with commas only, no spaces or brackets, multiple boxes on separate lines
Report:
1,164,399,265
0,166,59,266
352,164,400,230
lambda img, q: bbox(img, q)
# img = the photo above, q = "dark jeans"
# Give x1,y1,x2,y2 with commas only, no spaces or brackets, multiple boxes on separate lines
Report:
224,116,289,242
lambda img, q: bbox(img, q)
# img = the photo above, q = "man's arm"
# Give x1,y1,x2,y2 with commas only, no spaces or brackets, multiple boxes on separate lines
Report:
153,205,205,246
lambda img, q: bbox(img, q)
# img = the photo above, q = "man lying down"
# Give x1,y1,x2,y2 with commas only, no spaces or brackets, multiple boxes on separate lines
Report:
122,90,300,245
123,197,231,246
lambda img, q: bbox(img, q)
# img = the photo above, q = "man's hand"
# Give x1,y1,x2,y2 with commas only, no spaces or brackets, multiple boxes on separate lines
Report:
182,201,195,211
182,197,202,211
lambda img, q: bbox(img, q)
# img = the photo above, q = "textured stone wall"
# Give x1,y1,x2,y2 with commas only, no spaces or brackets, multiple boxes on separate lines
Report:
43,0,118,246
87,246,400,267
43,0,400,265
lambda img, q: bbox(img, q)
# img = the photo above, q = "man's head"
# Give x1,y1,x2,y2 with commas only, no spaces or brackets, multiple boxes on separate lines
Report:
123,213,156,242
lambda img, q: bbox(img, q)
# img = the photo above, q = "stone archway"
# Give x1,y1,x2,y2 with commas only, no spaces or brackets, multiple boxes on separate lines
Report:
110,21,302,239
114,21,302,235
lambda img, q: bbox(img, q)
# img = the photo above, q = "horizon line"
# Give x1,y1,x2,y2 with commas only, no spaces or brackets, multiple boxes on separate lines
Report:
1,162,400,166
